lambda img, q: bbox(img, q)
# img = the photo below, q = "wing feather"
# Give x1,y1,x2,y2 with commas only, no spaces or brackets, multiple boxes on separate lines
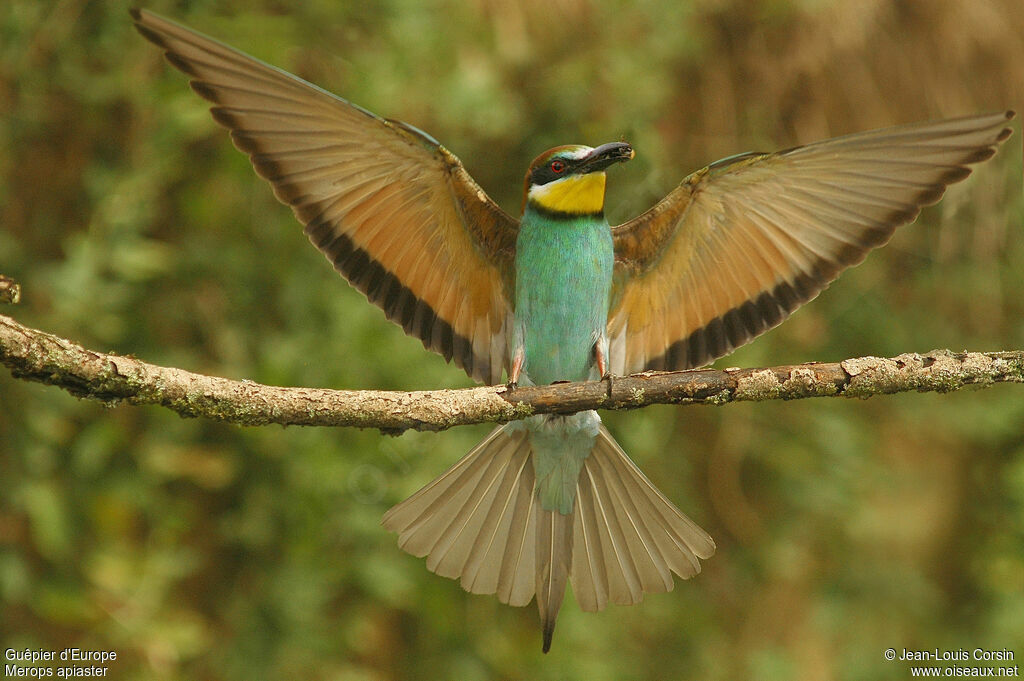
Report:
133,9,518,383
611,111,1014,373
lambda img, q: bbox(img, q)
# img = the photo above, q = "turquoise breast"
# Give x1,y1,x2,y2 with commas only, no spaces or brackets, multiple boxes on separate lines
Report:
513,209,614,386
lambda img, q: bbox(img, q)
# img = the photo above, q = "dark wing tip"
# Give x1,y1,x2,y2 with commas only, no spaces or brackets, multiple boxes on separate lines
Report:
188,80,222,104
961,147,999,167
132,13,205,82
983,109,1014,144
228,130,261,155
208,106,240,129
132,20,168,50
163,51,201,77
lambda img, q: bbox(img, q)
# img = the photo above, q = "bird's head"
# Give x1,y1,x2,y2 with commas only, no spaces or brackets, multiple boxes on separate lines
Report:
523,142,634,216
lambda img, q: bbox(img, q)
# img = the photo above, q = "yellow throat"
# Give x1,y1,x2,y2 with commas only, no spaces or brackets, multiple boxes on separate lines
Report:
528,172,607,214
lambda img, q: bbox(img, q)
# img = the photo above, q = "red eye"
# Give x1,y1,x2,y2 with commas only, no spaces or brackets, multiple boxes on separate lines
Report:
550,160,566,173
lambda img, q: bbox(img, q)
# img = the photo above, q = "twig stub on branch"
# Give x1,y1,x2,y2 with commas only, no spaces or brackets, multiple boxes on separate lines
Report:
0,276,21,305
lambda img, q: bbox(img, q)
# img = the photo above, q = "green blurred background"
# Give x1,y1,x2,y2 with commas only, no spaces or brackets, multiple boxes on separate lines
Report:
2,1,1023,679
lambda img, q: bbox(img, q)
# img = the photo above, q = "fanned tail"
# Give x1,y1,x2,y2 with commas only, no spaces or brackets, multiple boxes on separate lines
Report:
381,420,716,653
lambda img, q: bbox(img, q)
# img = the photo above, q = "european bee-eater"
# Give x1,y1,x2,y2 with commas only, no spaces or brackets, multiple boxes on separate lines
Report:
132,9,1014,652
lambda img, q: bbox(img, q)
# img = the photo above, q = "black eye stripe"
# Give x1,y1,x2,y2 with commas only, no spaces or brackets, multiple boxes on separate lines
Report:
531,158,573,185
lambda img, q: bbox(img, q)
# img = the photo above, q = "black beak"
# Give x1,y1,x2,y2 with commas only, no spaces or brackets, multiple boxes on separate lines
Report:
579,142,634,173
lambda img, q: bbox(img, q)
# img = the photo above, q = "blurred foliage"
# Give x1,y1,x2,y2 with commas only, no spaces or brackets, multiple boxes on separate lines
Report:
2,0,1023,679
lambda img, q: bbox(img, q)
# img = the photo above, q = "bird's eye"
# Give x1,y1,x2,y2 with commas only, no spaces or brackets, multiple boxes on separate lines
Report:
550,160,566,173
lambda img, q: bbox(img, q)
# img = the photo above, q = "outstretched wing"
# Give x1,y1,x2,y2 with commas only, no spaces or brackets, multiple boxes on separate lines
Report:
609,112,1015,374
132,9,519,384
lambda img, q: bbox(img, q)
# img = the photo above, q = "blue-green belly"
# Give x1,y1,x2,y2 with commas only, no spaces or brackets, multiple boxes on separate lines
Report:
513,210,614,386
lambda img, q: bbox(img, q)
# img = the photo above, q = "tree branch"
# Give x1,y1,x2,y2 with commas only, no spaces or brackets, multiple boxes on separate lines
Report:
3,304,1022,434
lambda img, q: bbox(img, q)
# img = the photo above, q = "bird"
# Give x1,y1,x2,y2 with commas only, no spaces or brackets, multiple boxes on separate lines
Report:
131,8,1014,653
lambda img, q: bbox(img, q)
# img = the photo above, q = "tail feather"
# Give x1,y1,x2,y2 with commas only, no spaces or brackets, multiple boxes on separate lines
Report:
460,438,533,596
425,445,518,580
382,420,716,652
571,464,611,611
536,507,573,653
383,427,500,559
609,437,710,577
589,449,674,593
570,425,716,611
576,459,645,605
382,425,538,607
495,465,536,607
